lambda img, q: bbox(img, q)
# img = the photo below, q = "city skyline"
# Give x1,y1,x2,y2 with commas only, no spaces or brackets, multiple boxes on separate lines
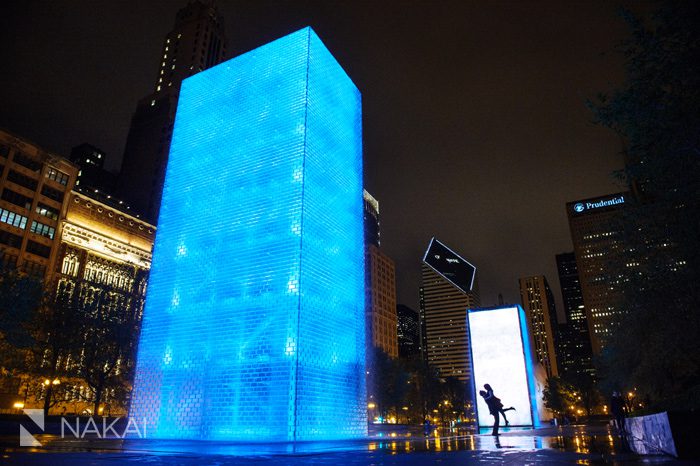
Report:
0,1,644,311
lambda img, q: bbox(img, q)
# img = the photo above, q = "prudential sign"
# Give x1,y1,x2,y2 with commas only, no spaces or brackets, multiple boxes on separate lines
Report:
572,195,625,214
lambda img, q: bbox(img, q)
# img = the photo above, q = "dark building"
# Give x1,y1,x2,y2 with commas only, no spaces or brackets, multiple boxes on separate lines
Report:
118,1,227,222
396,304,420,358
555,252,594,378
70,144,117,195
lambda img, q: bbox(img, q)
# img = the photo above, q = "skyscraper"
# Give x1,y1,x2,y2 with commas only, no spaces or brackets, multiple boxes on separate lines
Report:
555,252,594,377
366,244,398,358
397,304,420,358
519,275,559,378
70,143,117,195
118,1,227,222
419,238,479,382
363,189,380,247
566,193,628,354
363,190,397,358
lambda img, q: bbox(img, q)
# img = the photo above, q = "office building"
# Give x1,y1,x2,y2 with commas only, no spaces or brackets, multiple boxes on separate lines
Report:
397,304,420,358
69,143,117,195
363,190,397,358
118,0,227,222
0,129,78,278
555,252,594,377
366,244,398,357
419,238,479,382
566,193,628,354
50,191,155,414
0,129,155,414
519,275,559,378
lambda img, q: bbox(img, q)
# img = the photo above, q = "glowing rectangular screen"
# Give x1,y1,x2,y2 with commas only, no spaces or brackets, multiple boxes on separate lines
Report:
423,237,476,293
129,27,366,441
468,306,538,428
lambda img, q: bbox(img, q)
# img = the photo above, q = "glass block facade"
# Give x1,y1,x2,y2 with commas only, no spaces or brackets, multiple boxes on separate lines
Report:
129,27,366,441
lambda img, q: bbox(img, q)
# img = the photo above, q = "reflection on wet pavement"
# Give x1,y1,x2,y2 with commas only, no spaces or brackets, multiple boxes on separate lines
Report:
1,424,694,465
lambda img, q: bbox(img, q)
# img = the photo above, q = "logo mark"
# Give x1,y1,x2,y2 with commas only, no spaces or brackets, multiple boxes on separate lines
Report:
573,203,585,213
20,409,44,447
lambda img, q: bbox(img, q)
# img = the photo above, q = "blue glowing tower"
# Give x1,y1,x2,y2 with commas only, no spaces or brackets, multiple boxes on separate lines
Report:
129,27,366,441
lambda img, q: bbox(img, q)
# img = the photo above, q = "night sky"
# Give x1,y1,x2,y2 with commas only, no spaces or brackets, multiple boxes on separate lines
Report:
0,1,645,314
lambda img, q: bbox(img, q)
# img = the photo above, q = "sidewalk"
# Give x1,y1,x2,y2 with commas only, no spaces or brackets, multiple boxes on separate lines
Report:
1,423,694,464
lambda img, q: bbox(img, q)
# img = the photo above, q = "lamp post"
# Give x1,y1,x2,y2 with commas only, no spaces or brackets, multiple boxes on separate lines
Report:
367,402,377,423
42,378,60,415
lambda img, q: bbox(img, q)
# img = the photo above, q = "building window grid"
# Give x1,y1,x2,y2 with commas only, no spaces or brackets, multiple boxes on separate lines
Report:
35,203,59,221
30,220,55,239
7,170,39,191
0,208,28,229
84,258,134,291
25,240,51,258
46,167,69,186
41,185,64,203
11,152,42,172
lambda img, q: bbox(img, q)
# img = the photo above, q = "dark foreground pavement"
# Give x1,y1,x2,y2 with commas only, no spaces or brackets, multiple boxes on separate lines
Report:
1,423,695,465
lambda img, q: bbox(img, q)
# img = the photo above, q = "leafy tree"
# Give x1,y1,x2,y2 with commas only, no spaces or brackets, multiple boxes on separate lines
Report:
367,347,408,421
437,376,469,424
399,355,438,423
409,357,442,421
73,287,141,416
0,269,44,370
543,376,577,418
30,289,85,415
590,1,700,411
565,372,600,417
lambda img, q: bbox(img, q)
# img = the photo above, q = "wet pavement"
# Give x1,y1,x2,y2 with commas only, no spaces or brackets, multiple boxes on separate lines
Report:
1,423,695,464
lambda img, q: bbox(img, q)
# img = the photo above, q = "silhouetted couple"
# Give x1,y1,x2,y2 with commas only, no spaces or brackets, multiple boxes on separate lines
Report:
479,383,515,436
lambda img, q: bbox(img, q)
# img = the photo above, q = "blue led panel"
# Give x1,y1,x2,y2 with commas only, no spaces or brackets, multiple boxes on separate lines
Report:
467,306,540,428
129,27,366,441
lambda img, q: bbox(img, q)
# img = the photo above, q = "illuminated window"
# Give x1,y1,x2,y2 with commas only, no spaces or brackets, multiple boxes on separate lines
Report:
35,203,59,220
0,208,28,229
30,221,55,239
61,252,80,277
46,167,69,185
